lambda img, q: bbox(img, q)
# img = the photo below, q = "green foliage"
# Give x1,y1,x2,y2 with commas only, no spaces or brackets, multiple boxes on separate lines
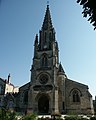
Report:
38,117,51,120
0,109,17,120
77,0,96,30
64,115,90,120
22,113,37,120
6,111,17,120
80,118,89,120
90,117,96,120
65,116,79,120
67,111,78,116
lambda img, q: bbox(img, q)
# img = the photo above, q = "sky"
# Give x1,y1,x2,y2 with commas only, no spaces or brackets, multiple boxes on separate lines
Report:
0,0,96,99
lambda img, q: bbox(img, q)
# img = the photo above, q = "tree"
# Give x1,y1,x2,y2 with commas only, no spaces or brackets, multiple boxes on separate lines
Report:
0,109,17,120
77,0,96,30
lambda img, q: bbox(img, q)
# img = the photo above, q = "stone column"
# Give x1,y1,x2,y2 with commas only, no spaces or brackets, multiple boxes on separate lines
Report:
53,66,59,114
54,88,59,113
27,89,33,114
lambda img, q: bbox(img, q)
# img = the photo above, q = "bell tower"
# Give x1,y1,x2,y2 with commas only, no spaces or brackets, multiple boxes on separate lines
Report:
28,5,60,114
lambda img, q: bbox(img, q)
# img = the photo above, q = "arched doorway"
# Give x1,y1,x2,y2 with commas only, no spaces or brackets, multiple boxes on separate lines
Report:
38,95,49,114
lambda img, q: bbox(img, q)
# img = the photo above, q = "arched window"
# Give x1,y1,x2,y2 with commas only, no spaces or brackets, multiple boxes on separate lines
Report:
44,32,47,43
23,91,28,105
41,54,48,67
72,90,80,102
62,101,65,110
0,85,3,94
49,32,51,41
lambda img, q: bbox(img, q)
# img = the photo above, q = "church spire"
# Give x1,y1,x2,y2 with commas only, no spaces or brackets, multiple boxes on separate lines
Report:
39,5,56,50
42,5,53,30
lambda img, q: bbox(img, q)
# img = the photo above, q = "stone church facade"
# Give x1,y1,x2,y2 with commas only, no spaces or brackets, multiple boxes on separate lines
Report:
18,5,94,115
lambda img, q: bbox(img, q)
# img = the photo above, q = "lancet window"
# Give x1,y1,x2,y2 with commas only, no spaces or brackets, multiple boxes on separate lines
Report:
72,90,80,102
41,54,48,67
23,91,28,105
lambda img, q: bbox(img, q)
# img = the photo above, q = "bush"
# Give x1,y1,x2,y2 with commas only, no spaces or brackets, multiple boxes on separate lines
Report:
90,117,96,120
64,115,90,120
80,118,89,120
22,113,37,120
65,116,79,120
0,109,17,120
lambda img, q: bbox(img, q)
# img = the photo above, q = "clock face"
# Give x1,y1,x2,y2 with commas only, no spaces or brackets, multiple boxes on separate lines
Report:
39,74,48,84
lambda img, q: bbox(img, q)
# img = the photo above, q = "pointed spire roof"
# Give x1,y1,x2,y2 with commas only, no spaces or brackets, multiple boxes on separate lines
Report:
58,63,68,78
42,5,53,30
34,34,38,45
58,63,65,73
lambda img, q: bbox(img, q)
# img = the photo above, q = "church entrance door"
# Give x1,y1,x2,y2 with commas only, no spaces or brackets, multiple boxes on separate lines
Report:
38,95,49,114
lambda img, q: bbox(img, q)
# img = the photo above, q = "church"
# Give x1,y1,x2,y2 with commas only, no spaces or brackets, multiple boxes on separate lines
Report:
18,5,94,115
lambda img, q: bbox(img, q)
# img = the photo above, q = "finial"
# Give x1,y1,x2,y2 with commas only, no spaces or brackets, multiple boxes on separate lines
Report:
8,73,11,83
47,0,49,5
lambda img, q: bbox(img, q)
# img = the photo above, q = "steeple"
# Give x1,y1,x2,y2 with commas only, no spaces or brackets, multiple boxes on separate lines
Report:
39,5,56,50
42,5,53,30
